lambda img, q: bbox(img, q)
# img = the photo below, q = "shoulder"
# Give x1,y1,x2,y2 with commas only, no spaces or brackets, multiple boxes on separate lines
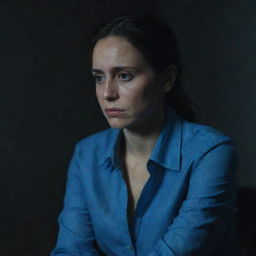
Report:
77,128,117,148
182,120,232,145
74,128,119,157
71,128,119,164
181,120,237,162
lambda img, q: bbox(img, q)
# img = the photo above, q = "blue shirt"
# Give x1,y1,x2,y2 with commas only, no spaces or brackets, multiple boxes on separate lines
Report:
51,108,237,256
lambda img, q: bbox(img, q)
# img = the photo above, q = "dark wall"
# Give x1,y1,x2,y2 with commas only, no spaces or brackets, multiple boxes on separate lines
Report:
1,1,255,255
1,1,158,255
157,0,256,189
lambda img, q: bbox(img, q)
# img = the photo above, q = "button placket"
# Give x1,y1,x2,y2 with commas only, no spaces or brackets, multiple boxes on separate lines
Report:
127,244,134,251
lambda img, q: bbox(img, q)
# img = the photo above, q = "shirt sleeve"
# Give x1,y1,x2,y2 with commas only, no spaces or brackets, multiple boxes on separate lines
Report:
51,144,101,256
147,141,238,256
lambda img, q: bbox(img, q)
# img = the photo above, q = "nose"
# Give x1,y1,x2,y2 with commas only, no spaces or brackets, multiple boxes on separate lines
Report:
104,79,119,101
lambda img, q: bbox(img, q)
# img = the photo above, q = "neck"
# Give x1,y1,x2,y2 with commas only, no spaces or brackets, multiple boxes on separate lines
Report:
122,107,165,159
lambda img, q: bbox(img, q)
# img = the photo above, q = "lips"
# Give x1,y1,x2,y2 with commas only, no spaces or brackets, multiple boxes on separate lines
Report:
105,108,125,117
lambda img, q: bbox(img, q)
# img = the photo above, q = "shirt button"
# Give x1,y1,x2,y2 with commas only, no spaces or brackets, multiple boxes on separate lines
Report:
127,245,134,251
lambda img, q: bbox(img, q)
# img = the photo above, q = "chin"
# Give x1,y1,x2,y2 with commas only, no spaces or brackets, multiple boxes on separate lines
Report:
107,118,133,129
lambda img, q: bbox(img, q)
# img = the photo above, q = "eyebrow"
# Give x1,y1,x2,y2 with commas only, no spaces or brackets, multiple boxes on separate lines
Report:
91,66,140,73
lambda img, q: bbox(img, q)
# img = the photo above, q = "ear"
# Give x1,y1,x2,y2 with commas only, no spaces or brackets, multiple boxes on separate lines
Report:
164,65,177,92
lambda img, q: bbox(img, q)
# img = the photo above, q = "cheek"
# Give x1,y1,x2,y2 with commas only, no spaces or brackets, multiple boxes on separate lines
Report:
95,86,103,102
95,88,105,111
122,86,145,106
132,80,159,106
122,87,152,115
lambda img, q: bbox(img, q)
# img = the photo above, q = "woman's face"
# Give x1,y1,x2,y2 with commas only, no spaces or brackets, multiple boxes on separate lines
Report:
92,36,167,130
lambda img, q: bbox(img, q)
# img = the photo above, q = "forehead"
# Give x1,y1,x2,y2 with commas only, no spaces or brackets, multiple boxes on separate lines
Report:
92,36,147,69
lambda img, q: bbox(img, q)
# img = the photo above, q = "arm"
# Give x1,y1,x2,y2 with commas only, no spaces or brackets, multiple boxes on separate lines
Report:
148,142,238,256
51,145,101,256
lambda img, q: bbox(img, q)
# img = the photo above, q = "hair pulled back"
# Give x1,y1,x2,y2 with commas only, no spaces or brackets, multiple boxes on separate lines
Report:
91,14,198,122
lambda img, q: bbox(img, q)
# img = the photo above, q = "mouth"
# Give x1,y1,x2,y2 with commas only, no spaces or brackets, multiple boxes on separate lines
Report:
105,108,125,117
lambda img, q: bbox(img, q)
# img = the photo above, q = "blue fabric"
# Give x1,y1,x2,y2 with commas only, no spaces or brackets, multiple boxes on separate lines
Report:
51,108,238,256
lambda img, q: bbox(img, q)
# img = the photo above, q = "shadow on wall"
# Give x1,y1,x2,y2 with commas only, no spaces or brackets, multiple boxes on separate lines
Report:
236,187,256,256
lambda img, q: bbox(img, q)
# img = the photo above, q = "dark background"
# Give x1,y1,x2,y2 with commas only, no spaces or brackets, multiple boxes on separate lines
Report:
1,0,255,255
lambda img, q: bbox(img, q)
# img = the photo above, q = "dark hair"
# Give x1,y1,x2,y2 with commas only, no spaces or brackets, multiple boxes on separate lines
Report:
91,14,198,122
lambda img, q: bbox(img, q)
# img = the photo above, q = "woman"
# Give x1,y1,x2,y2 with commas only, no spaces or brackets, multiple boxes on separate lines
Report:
51,14,237,256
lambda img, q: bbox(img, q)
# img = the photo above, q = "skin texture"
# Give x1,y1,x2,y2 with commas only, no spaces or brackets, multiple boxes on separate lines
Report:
92,36,168,132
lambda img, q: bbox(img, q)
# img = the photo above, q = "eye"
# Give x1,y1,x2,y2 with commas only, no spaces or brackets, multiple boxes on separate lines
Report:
92,74,105,84
118,72,133,81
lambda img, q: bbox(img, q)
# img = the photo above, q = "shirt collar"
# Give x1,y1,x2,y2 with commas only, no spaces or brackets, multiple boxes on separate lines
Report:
104,107,182,172
149,107,182,171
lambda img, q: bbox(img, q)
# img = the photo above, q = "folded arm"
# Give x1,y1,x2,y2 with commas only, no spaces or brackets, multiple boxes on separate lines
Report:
148,142,237,256
51,145,101,256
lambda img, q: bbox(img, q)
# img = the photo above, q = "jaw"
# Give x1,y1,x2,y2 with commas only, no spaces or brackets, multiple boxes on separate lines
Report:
124,103,165,135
